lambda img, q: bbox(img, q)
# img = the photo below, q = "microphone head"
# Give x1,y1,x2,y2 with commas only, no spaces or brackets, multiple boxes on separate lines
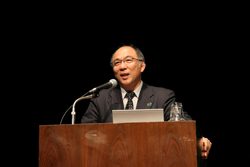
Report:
109,79,118,88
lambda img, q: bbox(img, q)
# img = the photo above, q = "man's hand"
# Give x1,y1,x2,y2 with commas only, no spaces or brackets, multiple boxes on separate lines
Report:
198,137,212,159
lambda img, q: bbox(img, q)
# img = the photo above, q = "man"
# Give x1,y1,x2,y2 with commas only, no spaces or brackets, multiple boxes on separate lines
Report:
81,44,212,159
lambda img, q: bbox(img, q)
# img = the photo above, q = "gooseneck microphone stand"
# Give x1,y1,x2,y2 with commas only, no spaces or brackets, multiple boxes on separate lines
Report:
71,93,99,124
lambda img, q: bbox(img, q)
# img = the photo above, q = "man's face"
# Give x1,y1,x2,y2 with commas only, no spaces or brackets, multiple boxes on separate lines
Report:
112,46,146,91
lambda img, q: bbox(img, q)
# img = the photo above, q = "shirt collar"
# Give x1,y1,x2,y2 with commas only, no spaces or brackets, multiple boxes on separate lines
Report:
121,81,143,99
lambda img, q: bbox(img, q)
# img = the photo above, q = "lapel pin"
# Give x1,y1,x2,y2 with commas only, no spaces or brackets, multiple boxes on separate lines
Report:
147,102,152,107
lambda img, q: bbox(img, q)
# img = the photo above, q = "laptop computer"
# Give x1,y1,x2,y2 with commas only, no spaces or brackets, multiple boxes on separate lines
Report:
112,108,164,123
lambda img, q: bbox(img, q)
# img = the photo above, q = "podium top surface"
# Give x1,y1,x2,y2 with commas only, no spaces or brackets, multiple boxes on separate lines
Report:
39,120,196,127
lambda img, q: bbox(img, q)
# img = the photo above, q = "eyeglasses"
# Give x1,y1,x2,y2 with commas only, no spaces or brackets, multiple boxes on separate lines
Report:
111,56,142,67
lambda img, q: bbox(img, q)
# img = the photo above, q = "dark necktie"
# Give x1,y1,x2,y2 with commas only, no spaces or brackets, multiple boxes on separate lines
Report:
125,92,136,110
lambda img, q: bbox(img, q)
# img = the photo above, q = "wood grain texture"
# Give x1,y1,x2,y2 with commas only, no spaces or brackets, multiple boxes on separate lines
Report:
39,121,197,167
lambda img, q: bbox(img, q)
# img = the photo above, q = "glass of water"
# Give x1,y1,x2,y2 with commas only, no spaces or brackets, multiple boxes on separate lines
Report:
169,102,185,121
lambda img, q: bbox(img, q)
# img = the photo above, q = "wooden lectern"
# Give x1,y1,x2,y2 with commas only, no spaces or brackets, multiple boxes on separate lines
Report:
39,121,197,167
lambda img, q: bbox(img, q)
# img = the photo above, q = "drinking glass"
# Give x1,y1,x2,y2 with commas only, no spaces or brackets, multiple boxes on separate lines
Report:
169,102,185,121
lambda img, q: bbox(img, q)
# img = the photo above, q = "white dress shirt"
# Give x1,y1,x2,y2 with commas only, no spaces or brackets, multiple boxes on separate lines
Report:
120,81,143,109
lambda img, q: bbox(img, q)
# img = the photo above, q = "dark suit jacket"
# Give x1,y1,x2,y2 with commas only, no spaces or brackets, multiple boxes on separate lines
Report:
81,83,192,123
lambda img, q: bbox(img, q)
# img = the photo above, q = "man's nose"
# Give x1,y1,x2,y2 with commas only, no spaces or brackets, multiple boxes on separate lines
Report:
120,61,128,70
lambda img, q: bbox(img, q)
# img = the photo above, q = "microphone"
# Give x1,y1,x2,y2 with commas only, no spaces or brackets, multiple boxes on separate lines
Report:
88,79,118,93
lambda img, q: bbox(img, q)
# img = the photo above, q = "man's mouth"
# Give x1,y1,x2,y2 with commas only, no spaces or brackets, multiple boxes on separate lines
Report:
120,73,129,79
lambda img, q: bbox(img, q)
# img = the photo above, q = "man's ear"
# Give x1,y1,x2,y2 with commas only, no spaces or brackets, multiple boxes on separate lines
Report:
140,62,146,72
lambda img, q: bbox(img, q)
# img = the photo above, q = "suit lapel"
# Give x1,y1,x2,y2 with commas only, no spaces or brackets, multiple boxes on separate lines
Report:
109,86,124,110
136,83,154,109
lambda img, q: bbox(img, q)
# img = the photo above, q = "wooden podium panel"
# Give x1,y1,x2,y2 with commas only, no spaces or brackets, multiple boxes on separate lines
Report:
39,121,197,167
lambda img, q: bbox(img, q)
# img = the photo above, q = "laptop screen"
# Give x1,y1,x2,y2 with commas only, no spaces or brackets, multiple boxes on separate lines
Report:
112,108,164,123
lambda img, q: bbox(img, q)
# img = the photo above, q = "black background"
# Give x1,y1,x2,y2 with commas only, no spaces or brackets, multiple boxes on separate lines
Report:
14,5,248,166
